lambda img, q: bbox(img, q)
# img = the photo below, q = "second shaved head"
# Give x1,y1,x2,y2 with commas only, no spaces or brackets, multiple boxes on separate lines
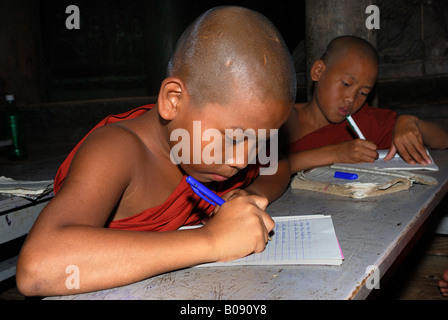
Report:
320,35,379,70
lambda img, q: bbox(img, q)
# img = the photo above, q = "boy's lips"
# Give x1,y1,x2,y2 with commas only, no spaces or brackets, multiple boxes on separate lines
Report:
338,107,349,116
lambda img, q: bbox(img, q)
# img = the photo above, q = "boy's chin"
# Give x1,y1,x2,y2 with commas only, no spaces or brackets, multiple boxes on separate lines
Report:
179,167,232,183
325,114,346,125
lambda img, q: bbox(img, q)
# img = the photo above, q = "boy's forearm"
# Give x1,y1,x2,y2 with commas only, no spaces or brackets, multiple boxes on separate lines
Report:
16,225,214,296
244,158,291,203
417,118,448,149
288,146,336,174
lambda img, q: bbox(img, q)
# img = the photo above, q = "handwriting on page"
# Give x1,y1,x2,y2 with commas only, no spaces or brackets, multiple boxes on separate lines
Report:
245,218,318,263
196,215,343,267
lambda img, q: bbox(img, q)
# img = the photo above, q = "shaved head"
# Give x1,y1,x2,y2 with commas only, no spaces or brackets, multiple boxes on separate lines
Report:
321,35,379,69
167,6,296,106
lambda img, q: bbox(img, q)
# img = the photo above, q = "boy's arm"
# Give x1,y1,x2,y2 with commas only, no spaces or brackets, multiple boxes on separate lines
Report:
385,115,448,164
288,148,334,174
226,135,377,202
419,118,448,149
285,109,378,175
220,157,290,205
244,157,291,203
16,127,274,296
288,139,378,174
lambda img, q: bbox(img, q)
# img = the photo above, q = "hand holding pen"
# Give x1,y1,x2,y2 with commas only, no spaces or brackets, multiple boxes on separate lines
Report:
186,176,273,242
341,114,378,163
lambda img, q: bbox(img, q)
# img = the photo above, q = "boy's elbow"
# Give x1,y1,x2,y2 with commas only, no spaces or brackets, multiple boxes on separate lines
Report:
16,249,49,297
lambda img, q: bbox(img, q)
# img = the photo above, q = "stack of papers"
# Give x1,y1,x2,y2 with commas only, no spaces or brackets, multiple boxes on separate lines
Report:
0,176,54,200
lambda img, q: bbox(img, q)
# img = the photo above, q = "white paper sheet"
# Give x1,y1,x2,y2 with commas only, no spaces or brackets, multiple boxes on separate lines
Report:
194,215,344,267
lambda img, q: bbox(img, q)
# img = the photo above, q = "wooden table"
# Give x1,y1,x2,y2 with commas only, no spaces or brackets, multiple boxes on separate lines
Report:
44,150,448,300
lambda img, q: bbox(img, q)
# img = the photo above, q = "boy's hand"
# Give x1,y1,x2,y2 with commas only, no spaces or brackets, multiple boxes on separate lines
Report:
384,115,431,165
332,139,378,163
203,194,274,263
221,188,251,202
202,188,260,224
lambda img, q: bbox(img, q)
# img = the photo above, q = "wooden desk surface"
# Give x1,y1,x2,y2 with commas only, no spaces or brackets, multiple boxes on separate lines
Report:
47,150,448,300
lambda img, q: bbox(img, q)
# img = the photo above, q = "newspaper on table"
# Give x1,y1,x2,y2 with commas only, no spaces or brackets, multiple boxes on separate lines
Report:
0,176,53,200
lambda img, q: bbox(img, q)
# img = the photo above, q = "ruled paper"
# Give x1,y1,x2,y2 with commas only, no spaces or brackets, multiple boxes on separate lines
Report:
195,215,344,267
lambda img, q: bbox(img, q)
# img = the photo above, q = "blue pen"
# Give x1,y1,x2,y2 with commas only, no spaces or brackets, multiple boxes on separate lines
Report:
186,176,272,241
186,176,225,206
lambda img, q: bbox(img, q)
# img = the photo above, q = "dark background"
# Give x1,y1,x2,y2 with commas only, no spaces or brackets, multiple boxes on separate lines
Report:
37,0,305,102
1,0,448,157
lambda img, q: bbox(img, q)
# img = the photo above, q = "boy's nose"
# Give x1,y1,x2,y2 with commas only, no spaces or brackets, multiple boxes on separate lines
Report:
227,157,248,170
224,141,255,170
344,92,356,105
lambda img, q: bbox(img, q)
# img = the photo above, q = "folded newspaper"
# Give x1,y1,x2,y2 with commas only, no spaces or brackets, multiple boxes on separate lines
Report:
0,176,54,200
291,166,437,199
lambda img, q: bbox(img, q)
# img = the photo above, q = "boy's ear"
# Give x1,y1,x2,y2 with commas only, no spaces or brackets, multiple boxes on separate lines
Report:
310,59,326,81
157,77,187,120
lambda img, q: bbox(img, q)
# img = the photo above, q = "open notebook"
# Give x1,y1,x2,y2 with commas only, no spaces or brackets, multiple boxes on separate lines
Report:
185,215,343,267
332,149,438,171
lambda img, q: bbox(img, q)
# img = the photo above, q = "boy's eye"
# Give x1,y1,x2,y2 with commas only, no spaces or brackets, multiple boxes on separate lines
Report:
342,81,350,87
360,91,369,97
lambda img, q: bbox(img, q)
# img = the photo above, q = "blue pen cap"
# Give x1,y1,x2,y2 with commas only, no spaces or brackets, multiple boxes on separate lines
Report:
334,171,358,180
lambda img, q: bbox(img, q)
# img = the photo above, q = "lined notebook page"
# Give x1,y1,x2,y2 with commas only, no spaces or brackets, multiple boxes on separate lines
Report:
195,215,343,267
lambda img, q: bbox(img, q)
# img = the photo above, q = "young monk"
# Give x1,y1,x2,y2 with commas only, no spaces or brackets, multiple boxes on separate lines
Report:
286,35,448,174
16,6,296,296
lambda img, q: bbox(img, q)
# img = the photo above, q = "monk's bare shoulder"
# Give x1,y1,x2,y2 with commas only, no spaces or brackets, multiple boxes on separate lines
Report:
64,123,158,191
285,103,307,142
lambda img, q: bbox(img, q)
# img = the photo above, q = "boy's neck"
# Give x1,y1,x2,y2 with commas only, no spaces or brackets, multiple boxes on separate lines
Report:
302,98,331,130
138,105,175,164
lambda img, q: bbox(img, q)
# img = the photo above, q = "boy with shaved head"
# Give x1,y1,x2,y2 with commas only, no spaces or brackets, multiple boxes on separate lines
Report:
286,35,448,174
17,6,296,296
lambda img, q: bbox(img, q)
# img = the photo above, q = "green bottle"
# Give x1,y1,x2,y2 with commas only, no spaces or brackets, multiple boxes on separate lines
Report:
4,95,27,160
